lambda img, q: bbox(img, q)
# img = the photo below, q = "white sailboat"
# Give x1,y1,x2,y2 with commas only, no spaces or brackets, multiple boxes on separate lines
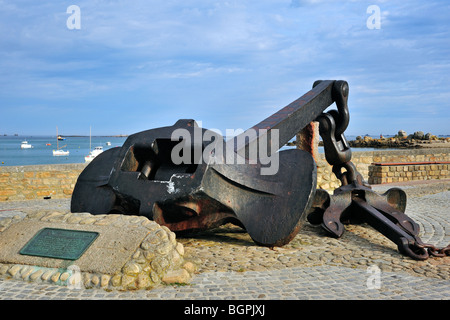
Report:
85,146,103,162
85,126,103,162
53,126,69,156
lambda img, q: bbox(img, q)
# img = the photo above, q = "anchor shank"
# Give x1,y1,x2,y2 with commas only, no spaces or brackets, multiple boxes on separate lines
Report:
234,80,337,157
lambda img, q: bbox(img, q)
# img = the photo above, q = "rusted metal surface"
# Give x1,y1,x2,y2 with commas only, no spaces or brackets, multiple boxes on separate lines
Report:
71,79,449,257
307,80,449,260
307,176,450,260
307,180,432,260
296,122,320,162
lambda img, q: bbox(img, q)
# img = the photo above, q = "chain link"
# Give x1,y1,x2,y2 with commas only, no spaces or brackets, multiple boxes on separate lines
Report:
387,210,450,260
416,239,450,258
316,80,450,260
316,80,357,186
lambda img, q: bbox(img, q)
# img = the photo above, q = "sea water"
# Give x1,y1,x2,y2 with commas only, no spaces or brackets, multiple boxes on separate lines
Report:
0,134,417,167
0,135,127,166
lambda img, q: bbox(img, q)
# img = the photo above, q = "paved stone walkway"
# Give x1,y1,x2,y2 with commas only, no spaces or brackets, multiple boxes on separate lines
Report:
0,180,449,300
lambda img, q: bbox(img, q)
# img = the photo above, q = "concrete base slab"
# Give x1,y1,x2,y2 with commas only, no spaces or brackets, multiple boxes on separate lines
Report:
0,217,149,275
0,211,193,290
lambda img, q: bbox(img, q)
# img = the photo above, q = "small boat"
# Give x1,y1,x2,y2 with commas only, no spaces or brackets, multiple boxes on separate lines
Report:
57,135,66,141
106,141,111,146
85,146,104,162
53,126,69,156
20,141,33,149
85,126,103,162
53,149,70,156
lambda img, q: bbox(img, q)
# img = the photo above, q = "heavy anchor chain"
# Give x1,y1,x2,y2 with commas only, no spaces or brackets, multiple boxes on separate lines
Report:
307,80,450,260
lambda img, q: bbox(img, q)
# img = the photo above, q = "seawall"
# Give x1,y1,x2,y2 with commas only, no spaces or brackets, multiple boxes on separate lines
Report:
316,147,450,190
1,147,450,201
0,163,87,201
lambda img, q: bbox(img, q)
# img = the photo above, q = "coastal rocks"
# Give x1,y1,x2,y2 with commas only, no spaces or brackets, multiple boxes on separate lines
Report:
349,130,446,149
394,130,438,141
413,131,424,140
0,211,198,291
397,130,407,138
350,136,415,148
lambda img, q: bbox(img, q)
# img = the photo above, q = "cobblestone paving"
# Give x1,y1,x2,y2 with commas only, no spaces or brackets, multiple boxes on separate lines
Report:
1,265,449,300
0,180,449,300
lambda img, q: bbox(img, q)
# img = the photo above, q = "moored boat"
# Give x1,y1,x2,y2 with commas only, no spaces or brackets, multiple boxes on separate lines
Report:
53,149,70,156
20,141,33,149
53,126,69,156
85,146,104,162
85,126,103,162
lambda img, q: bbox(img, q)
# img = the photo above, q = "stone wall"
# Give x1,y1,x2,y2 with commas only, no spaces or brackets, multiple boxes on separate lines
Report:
368,162,450,184
316,148,450,191
0,147,449,202
0,164,87,201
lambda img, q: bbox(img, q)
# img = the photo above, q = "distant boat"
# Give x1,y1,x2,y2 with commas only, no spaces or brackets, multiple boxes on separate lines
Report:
57,135,66,141
106,141,111,146
20,141,33,149
53,149,69,156
85,126,103,162
53,126,69,156
85,146,103,162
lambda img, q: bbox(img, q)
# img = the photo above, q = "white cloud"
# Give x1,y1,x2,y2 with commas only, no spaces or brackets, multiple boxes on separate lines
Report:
0,0,449,135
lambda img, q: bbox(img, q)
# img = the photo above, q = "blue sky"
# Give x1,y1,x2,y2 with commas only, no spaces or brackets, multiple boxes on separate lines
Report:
0,0,449,136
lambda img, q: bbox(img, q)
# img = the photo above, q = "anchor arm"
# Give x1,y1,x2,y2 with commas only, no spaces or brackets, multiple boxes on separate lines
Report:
352,197,429,260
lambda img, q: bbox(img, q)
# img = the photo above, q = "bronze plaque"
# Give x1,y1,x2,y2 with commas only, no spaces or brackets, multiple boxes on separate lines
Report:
19,228,99,260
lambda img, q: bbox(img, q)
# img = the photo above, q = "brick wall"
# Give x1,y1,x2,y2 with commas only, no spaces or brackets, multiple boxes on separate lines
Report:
0,164,87,201
368,162,450,184
316,148,450,191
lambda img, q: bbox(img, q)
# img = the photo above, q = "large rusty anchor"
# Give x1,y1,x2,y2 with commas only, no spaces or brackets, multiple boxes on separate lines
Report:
71,80,346,247
71,79,449,258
